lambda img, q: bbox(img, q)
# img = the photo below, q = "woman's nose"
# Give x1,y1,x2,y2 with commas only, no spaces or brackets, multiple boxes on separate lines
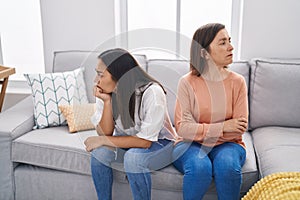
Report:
94,76,100,84
228,43,234,51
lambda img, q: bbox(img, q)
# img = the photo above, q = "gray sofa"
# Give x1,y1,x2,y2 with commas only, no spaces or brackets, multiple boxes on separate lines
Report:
1,51,300,200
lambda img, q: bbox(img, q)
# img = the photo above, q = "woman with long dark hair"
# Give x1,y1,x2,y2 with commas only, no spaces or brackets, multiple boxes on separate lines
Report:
84,48,176,200
173,23,248,200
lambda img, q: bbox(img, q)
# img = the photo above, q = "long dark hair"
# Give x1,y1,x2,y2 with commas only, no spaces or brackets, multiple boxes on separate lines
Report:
98,48,165,129
190,23,225,76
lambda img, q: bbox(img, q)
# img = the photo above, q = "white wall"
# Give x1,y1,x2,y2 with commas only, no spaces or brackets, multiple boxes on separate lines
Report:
2,0,115,111
0,0,45,79
0,35,3,65
240,0,300,60
40,0,115,72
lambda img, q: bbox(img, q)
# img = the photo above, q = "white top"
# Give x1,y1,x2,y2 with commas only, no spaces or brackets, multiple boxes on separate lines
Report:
91,83,176,141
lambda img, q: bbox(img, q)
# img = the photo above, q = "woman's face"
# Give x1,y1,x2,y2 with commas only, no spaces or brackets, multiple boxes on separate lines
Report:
94,59,116,93
208,28,234,67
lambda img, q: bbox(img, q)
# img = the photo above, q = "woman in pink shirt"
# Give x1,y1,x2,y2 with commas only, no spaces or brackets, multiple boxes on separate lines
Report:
172,23,248,200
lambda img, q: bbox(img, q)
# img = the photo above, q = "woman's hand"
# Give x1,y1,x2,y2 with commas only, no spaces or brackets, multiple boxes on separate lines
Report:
93,85,111,103
84,136,106,152
223,117,248,134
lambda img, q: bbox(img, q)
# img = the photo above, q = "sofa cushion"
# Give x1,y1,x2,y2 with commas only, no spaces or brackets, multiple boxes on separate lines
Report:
113,132,258,193
252,126,300,177
12,128,258,193
147,59,190,125
249,58,300,129
12,127,97,175
53,51,147,103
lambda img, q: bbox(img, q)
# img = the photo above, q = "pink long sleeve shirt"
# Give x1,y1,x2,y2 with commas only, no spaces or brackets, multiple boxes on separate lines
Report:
175,71,248,148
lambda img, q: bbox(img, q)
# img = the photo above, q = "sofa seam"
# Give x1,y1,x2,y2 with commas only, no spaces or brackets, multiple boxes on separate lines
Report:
254,59,300,65
252,136,264,178
246,62,252,131
15,162,90,176
12,142,91,176
249,60,258,129
148,58,188,62
53,50,147,72
12,140,89,156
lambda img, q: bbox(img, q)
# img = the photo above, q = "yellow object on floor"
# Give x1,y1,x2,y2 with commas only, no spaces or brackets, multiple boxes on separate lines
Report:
242,172,300,200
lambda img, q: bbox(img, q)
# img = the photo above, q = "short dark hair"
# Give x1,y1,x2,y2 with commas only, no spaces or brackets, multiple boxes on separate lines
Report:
190,23,225,76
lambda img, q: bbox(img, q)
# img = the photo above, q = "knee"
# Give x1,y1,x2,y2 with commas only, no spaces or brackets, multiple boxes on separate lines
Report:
213,157,242,178
173,143,213,179
172,142,191,161
123,150,148,173
91,146,115,167
185,158,213,179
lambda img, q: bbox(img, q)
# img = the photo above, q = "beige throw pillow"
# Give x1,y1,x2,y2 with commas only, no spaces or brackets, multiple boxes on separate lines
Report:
59,103,96,133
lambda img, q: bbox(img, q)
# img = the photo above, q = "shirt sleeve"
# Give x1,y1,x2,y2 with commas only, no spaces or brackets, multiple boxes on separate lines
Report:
219,76,249,141
232,77,248,120
90,98,104,127
135,85,166,141
175,77,223,141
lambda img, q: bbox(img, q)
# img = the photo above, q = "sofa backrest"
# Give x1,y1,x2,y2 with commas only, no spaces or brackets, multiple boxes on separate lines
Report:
249,58,300,129
52,51,251,127
147,59,190,125
229,61,250,89
52,50,147,103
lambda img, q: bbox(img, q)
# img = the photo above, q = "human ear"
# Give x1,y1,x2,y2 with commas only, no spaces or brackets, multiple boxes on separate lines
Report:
112,82,118,93
200,48,210,60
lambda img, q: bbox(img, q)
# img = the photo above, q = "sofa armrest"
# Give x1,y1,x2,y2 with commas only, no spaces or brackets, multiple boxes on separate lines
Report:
0,96,34,200
0,96,34,139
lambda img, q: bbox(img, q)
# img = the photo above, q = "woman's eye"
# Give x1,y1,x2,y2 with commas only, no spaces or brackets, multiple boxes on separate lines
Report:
97,72,104,77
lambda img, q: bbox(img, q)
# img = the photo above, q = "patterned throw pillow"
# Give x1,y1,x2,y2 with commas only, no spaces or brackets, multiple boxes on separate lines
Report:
59,103,96,133
24,68,88,129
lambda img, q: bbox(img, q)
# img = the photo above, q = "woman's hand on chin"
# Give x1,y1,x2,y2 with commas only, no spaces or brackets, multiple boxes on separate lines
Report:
93,85,111,103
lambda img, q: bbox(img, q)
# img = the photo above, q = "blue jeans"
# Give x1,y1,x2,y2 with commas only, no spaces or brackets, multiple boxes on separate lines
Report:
91,139,173,200
172,142,246,200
